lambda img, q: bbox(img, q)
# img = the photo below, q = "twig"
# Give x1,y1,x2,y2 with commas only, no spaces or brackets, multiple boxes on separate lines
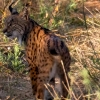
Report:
61,60,70,89
44,83,54,98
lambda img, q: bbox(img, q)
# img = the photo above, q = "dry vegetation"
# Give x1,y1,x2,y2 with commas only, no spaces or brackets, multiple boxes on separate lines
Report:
0,0,100,100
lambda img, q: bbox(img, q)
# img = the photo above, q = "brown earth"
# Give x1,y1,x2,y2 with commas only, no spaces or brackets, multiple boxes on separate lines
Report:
73,0,100,18
0,70,34,100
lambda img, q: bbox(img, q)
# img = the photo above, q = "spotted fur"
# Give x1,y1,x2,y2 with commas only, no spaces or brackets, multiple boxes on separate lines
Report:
3,3,71,100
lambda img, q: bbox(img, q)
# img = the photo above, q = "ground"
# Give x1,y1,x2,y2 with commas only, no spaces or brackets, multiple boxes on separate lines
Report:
0,69,33,100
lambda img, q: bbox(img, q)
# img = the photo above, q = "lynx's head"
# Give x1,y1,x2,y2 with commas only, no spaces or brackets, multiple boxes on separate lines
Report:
3,2,33,44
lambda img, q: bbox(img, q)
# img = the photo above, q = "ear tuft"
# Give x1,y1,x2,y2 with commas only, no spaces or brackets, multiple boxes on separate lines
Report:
9,2,19,15
20,3,30,20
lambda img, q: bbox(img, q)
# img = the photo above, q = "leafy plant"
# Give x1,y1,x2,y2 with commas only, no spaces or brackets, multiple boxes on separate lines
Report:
0,43,25,73
66,0,78,13
11,45,24,72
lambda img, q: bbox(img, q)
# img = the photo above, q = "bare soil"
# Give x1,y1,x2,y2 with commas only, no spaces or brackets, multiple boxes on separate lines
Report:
0,68,33,100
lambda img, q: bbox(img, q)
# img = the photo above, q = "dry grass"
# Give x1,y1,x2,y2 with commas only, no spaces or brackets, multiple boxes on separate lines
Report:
67,26,100,99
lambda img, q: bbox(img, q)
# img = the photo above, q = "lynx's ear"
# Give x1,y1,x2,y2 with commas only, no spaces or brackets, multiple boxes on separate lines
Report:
19,3,30,20
9,2,19,15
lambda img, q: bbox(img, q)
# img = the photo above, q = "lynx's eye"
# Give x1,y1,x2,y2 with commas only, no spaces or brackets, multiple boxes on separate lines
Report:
8,19,14,26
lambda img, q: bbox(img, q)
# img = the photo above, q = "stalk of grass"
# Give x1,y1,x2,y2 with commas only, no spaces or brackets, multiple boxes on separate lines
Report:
44,83,55,98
